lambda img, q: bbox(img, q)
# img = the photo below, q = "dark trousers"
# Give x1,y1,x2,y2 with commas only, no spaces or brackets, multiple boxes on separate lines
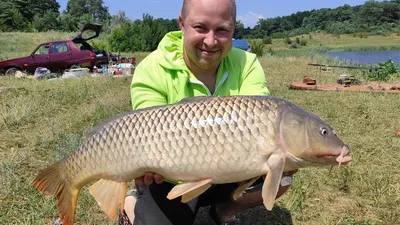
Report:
133,179,264,225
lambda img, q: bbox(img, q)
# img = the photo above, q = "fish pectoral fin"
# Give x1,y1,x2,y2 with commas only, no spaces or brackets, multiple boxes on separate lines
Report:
262,153,285,211
181,183,212,203
167,178,212,202
88,179,127,220
232,176,261,200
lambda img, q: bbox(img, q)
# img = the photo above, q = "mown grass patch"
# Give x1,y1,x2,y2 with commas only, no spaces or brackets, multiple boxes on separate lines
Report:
1,56,399,225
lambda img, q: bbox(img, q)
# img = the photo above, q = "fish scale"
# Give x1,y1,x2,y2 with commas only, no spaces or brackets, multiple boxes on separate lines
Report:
33,96,351,225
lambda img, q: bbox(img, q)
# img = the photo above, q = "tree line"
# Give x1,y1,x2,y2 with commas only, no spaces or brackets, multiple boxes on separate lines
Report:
0,0,399,52
248,0,400,39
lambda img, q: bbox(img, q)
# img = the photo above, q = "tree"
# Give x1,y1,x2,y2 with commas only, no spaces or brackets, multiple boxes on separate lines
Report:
66,0,110,24
156,18,179,33
59,13,79,32
110,11,131,27
108,14,167,52
233,20,245,39
0,8,29,31
0,0,59,31
33,11,61,32
359,1,384,26
14,0,60,23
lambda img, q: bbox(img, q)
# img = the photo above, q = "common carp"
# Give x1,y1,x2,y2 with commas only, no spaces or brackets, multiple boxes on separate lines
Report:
32,96,351,225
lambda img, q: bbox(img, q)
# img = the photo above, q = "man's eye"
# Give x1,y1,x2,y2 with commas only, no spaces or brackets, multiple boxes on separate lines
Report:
194,26,205,31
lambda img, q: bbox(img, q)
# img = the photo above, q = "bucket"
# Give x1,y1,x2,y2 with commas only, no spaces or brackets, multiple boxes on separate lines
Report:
121,68,132,76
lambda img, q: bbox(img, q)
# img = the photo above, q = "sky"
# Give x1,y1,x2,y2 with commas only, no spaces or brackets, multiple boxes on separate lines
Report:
56,0,371,28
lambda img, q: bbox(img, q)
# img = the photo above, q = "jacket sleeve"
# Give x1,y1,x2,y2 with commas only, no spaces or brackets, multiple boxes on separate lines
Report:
130,59,168,110
238,55,271,96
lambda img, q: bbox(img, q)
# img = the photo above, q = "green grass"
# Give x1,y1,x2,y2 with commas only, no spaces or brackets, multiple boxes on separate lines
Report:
1,31,400,224
0,31,75,60
0,31,147,62
1,56,399,225
253,32,400,57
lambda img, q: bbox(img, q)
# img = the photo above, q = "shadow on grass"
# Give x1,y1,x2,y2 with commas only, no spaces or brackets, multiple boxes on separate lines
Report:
194,205,293,225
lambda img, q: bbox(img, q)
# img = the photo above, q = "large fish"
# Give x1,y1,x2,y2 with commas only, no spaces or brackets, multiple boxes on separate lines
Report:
32,96,351,225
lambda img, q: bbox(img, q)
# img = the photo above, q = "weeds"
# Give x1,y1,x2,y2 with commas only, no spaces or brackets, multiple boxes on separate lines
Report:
284,36,293,45
249,39,265,57
263,36,272,45
362,59,399,81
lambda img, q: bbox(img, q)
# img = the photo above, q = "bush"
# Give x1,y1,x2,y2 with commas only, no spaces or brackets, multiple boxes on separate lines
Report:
289,43,298,49
284,37,292,45
249,39,265,57
363,59,399,81
90,40,110,52
266,47,274,55
300,38,307,46
295,37,300,44
263,36,272,44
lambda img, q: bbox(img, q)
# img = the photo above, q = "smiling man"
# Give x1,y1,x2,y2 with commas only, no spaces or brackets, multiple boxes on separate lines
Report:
179,0,235,92
123,0,296,224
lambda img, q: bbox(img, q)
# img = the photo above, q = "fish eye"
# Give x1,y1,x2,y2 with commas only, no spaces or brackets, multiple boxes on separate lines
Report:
320,128,329,136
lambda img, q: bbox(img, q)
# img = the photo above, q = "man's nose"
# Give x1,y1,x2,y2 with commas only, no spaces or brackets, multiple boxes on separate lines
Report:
203,31,217,47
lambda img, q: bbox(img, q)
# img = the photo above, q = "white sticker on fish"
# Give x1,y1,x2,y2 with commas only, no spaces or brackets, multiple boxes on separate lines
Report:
190,117,223,128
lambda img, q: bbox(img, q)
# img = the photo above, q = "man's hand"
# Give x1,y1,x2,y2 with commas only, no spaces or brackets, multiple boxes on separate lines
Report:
135,172,164,185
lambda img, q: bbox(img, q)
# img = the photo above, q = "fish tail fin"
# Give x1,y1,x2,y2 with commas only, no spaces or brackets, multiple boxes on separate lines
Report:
32,162,79,225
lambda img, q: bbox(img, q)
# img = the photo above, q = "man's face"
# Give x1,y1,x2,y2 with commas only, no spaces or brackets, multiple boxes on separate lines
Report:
179,0,234,71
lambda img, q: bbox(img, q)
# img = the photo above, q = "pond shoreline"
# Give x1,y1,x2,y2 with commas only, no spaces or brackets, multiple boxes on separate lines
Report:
326,50,400,64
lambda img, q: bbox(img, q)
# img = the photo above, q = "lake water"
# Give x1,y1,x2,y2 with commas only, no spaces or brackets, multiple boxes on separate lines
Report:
326,50,400,65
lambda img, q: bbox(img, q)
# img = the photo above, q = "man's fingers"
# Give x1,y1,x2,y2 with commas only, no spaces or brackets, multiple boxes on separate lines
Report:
135,176,144,185
144,172,155,185
135,172,164,186
154,174,164,184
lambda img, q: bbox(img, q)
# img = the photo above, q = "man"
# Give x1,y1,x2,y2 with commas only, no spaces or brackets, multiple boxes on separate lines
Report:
121,0,296,224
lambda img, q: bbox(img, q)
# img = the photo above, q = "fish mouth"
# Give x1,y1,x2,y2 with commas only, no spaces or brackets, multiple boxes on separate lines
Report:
335,145,352,166
316,145,352,166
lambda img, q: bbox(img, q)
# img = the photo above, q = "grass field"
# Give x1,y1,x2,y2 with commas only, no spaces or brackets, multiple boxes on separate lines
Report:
0,31,399,225
1,31,400,61
267,32,400,52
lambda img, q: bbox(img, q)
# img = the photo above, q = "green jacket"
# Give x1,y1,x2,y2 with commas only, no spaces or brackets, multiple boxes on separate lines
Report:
130,31,270,110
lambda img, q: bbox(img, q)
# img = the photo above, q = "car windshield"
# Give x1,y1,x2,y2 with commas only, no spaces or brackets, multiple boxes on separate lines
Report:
35,45,50,55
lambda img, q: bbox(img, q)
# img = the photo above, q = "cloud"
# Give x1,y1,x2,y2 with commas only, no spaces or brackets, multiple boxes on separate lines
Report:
237,12,264,28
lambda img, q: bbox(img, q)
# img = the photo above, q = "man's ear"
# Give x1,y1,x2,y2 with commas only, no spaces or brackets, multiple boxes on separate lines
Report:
178,14,184,32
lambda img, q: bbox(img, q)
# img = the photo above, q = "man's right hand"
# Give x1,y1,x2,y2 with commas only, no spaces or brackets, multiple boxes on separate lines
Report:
135,172,164,185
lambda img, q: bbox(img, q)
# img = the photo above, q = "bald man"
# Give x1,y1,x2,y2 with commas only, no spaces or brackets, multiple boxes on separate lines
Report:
121,0,296,224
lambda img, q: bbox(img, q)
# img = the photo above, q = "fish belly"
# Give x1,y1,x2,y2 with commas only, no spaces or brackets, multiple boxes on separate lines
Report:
65,96,282,186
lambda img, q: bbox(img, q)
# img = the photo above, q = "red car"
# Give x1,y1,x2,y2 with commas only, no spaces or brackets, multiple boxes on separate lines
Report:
0,24,110,76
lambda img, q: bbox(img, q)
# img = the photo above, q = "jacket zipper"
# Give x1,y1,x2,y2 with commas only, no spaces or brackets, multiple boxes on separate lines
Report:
189,72,229,96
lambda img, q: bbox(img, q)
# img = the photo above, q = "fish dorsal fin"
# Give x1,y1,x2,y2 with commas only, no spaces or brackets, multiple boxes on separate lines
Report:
167,178,212,202
262,153,285,211
88,179,127,219
233,176,261,200
178,96,214,104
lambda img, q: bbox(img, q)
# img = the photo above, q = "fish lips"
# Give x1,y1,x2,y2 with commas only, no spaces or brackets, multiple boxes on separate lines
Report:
316,145,352,165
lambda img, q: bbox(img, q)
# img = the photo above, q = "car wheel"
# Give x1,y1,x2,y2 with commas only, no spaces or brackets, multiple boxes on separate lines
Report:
5,67,20,76
69,64,81,69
